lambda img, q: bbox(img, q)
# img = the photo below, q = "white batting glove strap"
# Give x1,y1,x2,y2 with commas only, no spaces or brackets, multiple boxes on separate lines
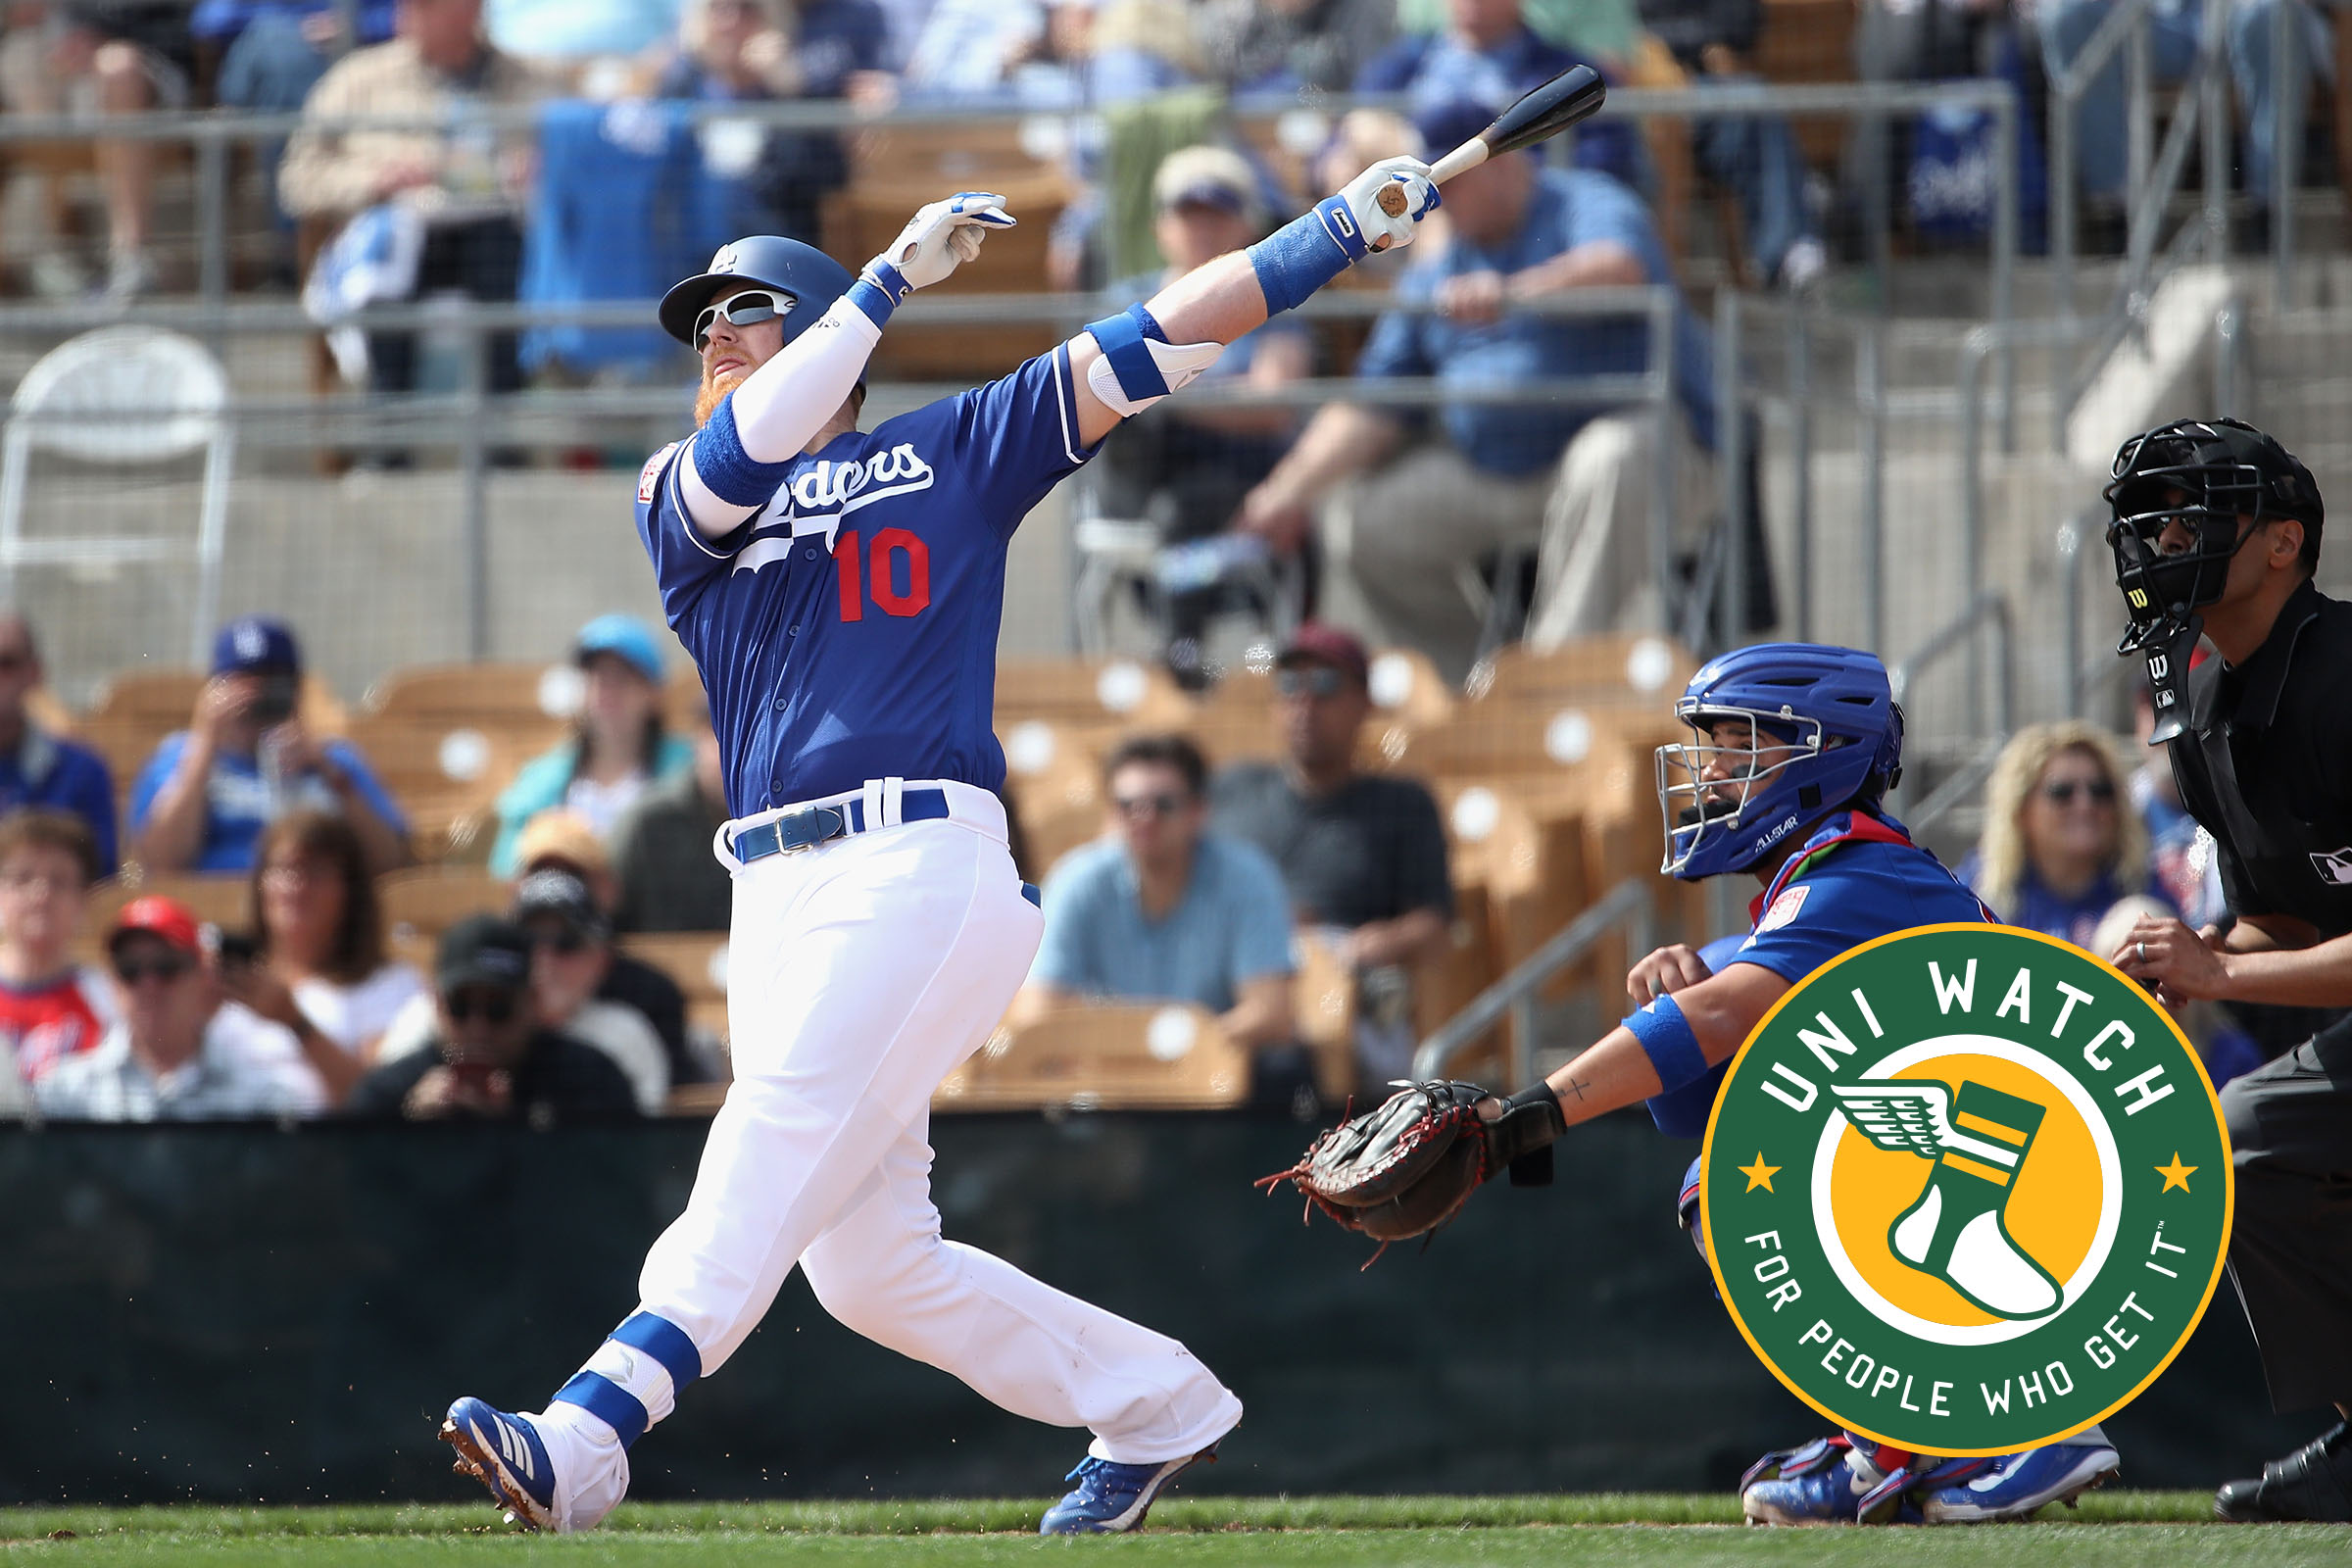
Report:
867,191,1016,296
1083,335,1226,417
1337,156,1440,254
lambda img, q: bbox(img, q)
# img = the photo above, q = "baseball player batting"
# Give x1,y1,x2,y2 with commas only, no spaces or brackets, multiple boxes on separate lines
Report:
435,153,1444,1534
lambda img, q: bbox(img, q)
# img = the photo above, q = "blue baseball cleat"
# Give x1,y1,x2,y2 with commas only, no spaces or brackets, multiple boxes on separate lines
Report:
1740,1437,1897,1526
1038,1444,1219,1535
1922,1432,2120,1522
440,1397,558,1531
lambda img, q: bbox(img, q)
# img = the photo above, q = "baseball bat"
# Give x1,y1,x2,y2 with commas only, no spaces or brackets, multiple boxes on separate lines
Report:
1375,64,1608,218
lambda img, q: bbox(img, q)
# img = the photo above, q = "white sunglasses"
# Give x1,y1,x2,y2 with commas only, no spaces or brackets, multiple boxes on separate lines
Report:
693,289,791,351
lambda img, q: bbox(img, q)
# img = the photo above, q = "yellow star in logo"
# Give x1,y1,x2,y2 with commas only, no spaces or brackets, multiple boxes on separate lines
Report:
2156,1152,2197,1193
1739,1153,1781,1193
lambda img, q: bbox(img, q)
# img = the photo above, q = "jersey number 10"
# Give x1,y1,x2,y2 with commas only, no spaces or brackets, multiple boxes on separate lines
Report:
832,527,931,620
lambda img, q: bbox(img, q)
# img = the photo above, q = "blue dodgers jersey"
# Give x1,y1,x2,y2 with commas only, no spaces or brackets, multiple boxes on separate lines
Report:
636,345,1098,816
1645,811,1992,1139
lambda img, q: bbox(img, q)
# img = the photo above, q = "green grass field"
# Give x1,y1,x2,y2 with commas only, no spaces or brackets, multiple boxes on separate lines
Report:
0,1494,2341,1567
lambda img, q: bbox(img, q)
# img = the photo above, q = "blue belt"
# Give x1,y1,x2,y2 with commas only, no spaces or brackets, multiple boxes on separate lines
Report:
729,787,951,864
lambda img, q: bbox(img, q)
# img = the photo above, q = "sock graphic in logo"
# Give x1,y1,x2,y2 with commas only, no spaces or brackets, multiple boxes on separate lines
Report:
1831,1080,2062,1319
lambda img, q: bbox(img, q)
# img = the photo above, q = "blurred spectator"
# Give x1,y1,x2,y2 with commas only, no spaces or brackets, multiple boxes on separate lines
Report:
218,810,426,1068
511,809,699,1076
199,3,399,252
611,726,732,933
1237,99,1719,683
1357,0,1641,188
279,0,544,399
654,0,891,243
0,808,115,1085
35,896,327,1120
1201,0,1397,96
0,2,192,300
128,616,410,876
0,612,118,874
899,0,1046,100
1016,735,1300,1096
1209,626,1452,1085
1093,146,1313,685
2038,0,2329,245
511,867,668,1112
490,614,693,875
1638,0,1826,289
344,913,639,1121
1962,720,2180,952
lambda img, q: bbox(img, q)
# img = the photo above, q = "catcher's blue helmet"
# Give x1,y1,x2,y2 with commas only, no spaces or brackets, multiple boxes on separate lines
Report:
1655,643,1904,880
658,235,856,348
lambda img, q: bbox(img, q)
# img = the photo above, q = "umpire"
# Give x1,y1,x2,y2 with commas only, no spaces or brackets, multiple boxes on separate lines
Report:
2106,417,2352,1522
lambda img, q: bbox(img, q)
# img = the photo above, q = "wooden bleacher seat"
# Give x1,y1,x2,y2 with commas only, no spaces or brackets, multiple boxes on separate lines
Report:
377,866,506,945
621,931,730,1045
999,719,1108,878
1292,931,1359,1104
936,1003,1250,1112
996,657,1193,734
1465,635,1695,709
1414,882,1502,1077
346,715,545,863
360,662,566,732
833,120,1070,380
89,872,249,934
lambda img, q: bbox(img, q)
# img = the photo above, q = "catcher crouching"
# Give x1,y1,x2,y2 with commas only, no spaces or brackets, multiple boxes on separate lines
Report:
1264,642,2124,1525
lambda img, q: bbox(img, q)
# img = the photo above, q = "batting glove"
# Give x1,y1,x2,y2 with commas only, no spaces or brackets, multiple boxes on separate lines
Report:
1334,156,1440,256
863,191,1017,305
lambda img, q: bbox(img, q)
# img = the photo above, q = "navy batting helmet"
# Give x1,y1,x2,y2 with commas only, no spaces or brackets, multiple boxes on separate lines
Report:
658,236,856,348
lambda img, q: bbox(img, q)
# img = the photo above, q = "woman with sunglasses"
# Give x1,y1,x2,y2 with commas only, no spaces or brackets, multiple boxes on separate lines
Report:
220,810,426,1078
1962,720,2179,953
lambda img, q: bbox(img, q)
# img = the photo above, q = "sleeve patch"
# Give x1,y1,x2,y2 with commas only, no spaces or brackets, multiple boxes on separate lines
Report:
1756,883,1811,932
639,442,680,505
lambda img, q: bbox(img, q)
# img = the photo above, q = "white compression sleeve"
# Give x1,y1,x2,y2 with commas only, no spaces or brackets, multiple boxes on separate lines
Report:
680,294,886,538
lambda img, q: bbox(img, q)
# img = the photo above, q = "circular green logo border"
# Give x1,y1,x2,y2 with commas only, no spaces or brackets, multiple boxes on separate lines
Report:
1701,923,2232,1455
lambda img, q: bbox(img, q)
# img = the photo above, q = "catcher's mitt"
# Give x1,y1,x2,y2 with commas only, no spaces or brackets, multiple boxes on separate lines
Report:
1255,1080,1564,1265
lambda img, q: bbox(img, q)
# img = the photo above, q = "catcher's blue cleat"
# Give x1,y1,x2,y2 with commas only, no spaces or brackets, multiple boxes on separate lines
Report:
440,1397,558,1531
1922,1433,2120,1522
1740,1437,1893,1526
1038,1444,1219,1535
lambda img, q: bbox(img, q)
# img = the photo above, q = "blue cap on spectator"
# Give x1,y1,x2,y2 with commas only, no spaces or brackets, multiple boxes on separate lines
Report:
211,615,301,676
573,613,665,685
1415,99,1504,168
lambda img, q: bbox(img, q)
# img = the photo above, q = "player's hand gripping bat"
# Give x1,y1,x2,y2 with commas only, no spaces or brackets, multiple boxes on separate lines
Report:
1374,64,1609,220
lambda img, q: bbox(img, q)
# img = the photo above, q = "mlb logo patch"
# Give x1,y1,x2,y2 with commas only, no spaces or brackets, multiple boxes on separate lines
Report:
639,442,678,505
2311,847,2352,885
1758,884,1810,932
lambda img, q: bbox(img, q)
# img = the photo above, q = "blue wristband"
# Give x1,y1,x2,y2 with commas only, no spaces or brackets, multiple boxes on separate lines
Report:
693,394,796,508
1247,196,1365,317
847,273,900,326
1625,993,1709,1095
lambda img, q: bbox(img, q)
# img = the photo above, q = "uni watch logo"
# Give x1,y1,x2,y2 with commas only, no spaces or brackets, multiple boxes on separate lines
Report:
1702,924,2230,1455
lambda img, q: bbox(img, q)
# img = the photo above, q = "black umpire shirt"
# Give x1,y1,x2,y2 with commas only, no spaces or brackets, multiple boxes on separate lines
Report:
2169,577,2352,941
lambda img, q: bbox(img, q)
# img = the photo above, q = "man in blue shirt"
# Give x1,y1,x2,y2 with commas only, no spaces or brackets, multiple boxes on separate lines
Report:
127,616,409,875
1238,97,1719,682
1018,734,1298,1063
1356,0,1641,191
0,614,118,875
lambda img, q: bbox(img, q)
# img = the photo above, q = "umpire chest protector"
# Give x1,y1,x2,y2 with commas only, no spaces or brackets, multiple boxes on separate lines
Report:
2167,578,2352,938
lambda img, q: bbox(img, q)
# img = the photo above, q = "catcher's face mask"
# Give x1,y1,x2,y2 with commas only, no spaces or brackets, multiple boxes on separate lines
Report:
1656,711,1817,878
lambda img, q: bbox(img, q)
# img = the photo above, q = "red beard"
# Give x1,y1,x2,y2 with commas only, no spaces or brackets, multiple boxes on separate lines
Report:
693,365,747,428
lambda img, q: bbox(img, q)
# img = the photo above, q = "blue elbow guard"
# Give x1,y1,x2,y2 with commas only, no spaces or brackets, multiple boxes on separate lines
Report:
693,394,796,508
1247,197,1366,317
1083,303,1172,403
1625,994,1710,1095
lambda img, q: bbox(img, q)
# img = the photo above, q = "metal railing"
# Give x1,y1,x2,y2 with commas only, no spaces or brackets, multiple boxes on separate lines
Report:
0,78,2023,334
1888,588,2016,834
1411,877,1654,1090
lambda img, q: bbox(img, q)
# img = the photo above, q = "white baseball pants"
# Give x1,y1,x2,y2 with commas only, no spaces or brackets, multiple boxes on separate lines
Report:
610,780,1241,1464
